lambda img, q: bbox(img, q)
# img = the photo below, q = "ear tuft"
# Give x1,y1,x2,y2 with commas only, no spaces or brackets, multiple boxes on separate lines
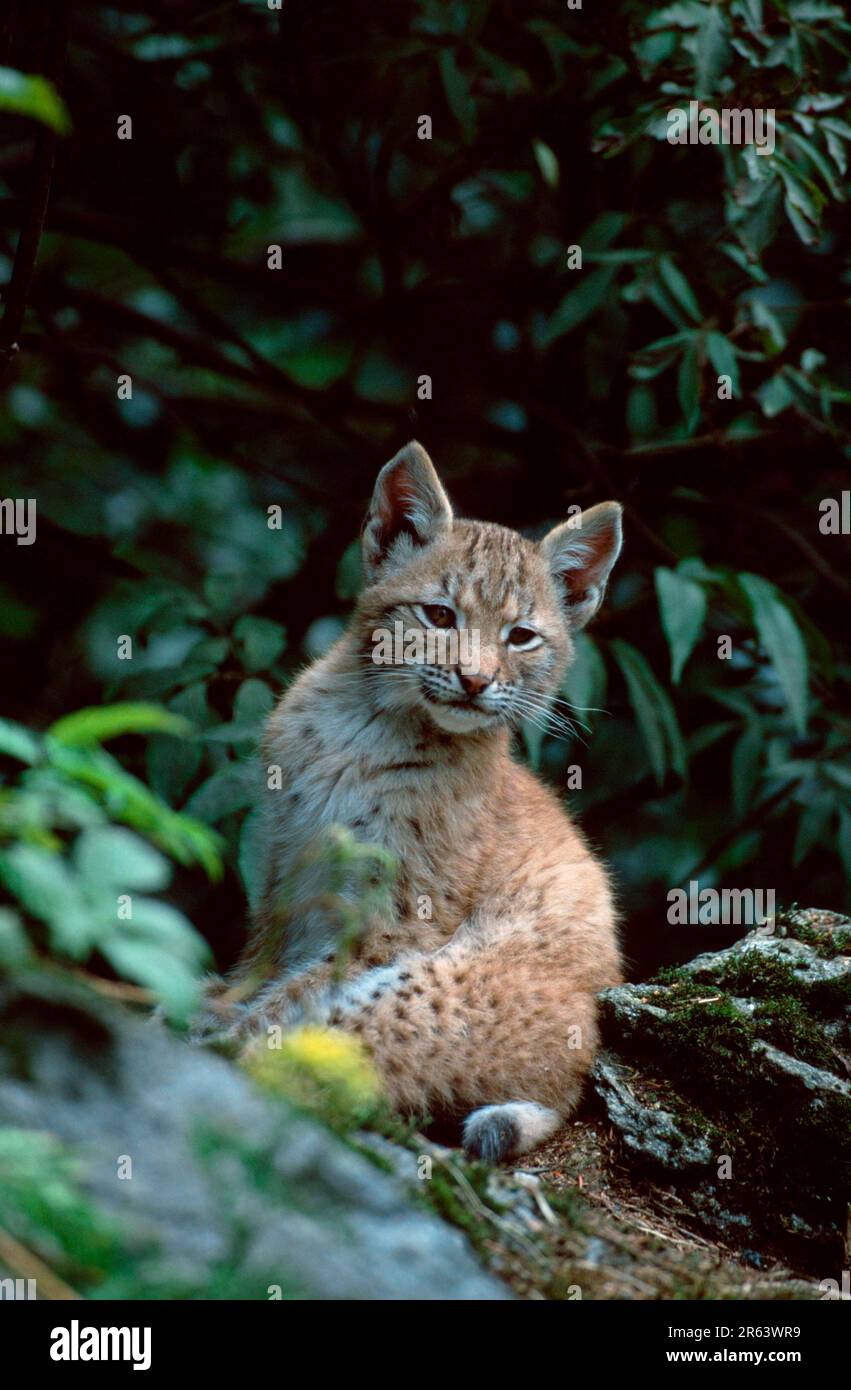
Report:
540,501,622,629
361,442,453,580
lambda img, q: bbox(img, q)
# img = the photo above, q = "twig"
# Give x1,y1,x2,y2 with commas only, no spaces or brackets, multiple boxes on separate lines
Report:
67,967,154,1005
0,1226,81,1301
745,505,851,600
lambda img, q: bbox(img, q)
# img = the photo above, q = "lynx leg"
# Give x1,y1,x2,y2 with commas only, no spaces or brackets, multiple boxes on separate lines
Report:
248,934,598,1139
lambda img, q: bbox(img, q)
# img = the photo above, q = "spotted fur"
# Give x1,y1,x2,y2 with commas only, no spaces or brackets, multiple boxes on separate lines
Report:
211,442,623,1161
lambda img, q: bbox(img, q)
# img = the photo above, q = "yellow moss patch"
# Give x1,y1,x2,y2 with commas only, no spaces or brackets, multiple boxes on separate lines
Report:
242,1026,383,1130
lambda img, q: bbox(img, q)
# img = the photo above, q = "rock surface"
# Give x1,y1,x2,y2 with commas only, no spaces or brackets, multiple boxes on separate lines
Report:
1,908,848,1300
593,910,851,1275
0,971,509,1300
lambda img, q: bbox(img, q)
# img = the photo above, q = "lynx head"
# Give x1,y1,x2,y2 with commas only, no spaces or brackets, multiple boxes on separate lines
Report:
357,442,622,736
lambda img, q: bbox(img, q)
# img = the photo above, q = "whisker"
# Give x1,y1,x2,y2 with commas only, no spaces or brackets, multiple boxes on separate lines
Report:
516,691,590,736
510,693,588,747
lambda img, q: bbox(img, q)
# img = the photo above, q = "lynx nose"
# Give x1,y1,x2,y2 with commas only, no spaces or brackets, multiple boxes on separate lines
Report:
457,669,491,697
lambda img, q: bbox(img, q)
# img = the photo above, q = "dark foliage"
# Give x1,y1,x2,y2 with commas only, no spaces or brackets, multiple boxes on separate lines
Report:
1,0,850,1001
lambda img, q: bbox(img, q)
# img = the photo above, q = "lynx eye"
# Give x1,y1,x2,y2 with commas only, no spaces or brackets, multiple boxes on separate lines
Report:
420,603,455,629
506,625,542,651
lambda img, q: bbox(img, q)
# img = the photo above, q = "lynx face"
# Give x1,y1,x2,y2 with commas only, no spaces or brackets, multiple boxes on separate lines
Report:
357,443,622,737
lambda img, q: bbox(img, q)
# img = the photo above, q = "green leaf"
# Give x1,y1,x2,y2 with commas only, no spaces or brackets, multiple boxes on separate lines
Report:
533,139,559,188
784,129,843,199
586,248,656,266
146,731,203,805
728,175,782,259
647,3,705,28
0,844,92,956
45,742,223,879
0,1129,121,1267
232,615,286,674
677,336,701,433
755,371,794,417
695,5,731,95
185,763,255,822
48,703,192,748
789,2,846,19
689,719,737,756
783,195,820,247
0,907,32,967
238,808,266,913
630,331,690,381
739,574,809,735
335,539,363,600
731,722,763,820
0,67,70,133
562,633,608,722
579,210,628,250
197,722,259,746
719,242,768,283
793,797,835,867
233,678,275,725
626,383,657,439
540,267,616,345
774,158,825,244
439,49,475,143
657,257,702,324
838,807,851,882
705,331,740,395
822,116,851,143
823,763,851,792
0,718,41,765
101,938,201,1023
74,826,171,893
121,896,211,968
823,127,848,175
654,567,707,682
610,640,686,785
736,0,764,32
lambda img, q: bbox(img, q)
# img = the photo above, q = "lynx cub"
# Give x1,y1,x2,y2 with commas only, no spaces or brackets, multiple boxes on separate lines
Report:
218,442,623,1161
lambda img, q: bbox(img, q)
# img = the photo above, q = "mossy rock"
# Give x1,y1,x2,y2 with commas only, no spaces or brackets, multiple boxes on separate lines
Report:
596,917,851,1275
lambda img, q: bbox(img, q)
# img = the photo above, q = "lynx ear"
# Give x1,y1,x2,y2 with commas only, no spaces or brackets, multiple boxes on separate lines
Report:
362,441,453,580
540,501,622,629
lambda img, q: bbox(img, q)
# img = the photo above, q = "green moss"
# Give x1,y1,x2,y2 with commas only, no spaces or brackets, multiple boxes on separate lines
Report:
654,941,851,1015
650,964,691,987
716,949,850,1016
663,994,762,1095
787,923,851,959
413,1153,506,1251
618,936,851,1273
752,994,836,1069
543,1184,583,1226
717,951,800,999
801,1090,851,1164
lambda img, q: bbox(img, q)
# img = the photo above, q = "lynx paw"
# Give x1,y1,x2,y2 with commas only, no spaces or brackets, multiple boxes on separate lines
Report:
462,1101,562,1163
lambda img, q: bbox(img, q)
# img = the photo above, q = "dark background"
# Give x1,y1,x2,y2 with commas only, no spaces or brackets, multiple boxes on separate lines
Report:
1,0,850,988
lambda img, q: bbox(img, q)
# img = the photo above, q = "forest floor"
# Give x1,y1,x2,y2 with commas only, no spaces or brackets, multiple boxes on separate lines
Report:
472,1111,819,1301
